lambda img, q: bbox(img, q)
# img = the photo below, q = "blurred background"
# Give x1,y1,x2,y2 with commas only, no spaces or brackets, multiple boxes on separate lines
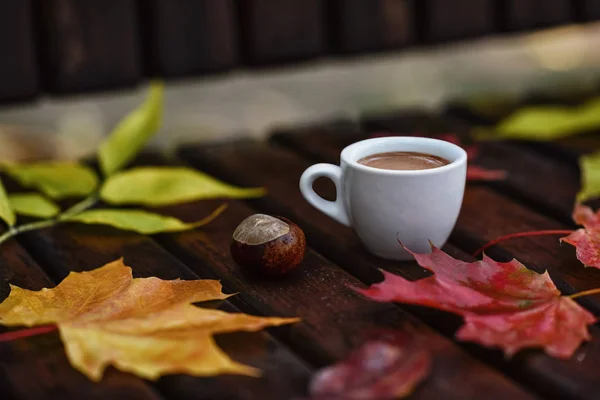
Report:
0,0,599,161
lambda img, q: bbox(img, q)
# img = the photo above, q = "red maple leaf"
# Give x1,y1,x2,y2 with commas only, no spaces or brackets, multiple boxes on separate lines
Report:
561,203,600,269
306,330,430,400
371,132,506,181
355,244,596,359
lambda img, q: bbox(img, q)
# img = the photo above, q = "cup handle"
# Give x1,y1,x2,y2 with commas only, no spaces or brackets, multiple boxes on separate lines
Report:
299,164,351,227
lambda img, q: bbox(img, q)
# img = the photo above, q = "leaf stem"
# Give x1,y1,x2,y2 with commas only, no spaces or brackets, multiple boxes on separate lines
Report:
569,288,600,299
0,193,99,246
473,230,574,257
58,193,99,221
0,325,57,342
0,219,58,246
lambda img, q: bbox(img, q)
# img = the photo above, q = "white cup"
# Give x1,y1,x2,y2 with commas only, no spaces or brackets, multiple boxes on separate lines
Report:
299,136,467,260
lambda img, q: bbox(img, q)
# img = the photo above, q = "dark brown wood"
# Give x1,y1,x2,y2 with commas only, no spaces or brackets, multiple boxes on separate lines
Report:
237,0,326,66
548,134,600,160
139,0,238,79
0,241,161,400
156,204,537,399
500,0,574,32
577,0,600,21
269,115,600,305
35,0,141,94
466,140,580,224
178,139,600,399
328,0,415,53
416,0,496,42
16,224,312,400
9,198,535,399
0,0,38,103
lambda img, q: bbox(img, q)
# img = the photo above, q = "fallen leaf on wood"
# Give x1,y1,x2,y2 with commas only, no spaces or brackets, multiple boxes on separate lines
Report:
2,162,98,199
100,166,265,206
356,243,596,359
307,330,430,400
475,97,600,141
561,203,600,269
576,150,600,202
9,193,60,218
99,81,164,177
0,178,15,227
0,259,299,381
65,205,228,235
372,132,507,182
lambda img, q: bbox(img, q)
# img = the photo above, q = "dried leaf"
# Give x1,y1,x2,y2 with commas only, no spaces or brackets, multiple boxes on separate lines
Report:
0,178,15,227
576,150,600,202
561,203,600,269
9,193,60,218
356,244,596,359
65,205,227,235
307,331,430,400
0,259,299,381
477,97,600,141
100,167,265,206
99,82,164,177
3,162,98,199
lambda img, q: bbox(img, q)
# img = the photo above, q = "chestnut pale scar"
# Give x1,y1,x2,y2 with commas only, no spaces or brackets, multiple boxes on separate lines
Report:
232,214,290,245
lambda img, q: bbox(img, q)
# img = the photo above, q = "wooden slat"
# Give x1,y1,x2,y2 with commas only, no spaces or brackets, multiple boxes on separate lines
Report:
578,0,600,21
178,139,600,399
16,224,311,400
237,0,326,65
139,0,238,78
35,0,141,94
0,241,161,400
416,0,496,43
328,0,415,54
274,114,600,305
458,140,578,224
443,96,600,164
156,206,536,399
12,196,534,399
500,0,574,31
0,0,38,103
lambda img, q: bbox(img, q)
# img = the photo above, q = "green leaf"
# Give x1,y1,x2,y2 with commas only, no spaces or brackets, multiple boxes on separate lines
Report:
9,193,60,218
65,205,227,235
100,167,265,206
3,162,98,199
478,97,600,141
99,81,164,177
577,151,600,202
0,179,16,227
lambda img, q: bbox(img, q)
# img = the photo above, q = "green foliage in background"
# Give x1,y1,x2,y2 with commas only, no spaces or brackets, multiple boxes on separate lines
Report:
0,81,265,245
475,96,600,141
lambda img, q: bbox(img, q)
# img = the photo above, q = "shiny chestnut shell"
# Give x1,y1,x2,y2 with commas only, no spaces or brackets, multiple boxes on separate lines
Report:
230,214,306,276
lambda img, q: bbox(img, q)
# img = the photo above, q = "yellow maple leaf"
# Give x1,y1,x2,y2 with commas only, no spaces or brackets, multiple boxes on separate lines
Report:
0,259,299,381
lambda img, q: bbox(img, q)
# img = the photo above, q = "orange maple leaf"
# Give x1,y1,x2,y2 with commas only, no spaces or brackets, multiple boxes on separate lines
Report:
0,259,299,381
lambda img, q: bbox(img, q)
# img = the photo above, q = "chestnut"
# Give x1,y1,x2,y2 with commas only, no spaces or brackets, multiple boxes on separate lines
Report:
230,214,306,276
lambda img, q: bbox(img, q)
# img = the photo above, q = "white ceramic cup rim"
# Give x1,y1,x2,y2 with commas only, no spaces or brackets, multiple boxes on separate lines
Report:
340,136,468,176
